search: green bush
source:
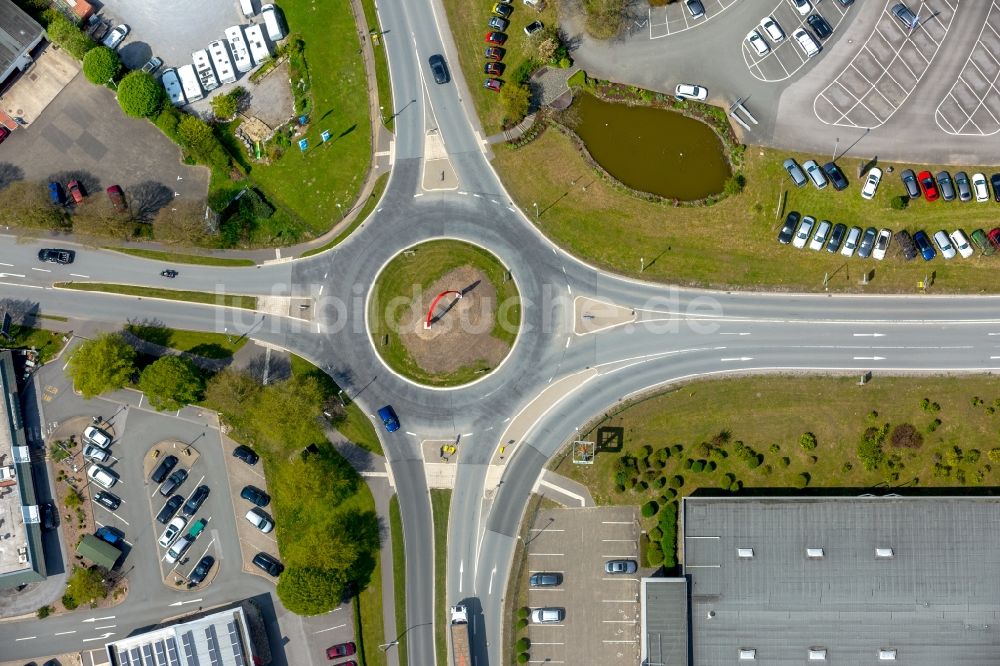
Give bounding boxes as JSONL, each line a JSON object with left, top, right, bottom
{"left": 733, "top": 441, "right": 761, "bottom": 469}
{"left": 117, "top": 71, "right": 164, "bottom": 118}
{"left": 139, "top": 356, "right": 204, "bottom": 411}
{"left": 857, "top": 424, "right": 888, "bottom": 471}
{"left": 516, "top": 638, "right": 531, "bottom": 652}
{"left": 516, "top": 618, "right": 528, "bottom": 630}
{"left": 927, "top": 418, "right": 942, "bottom": 433}
{"left": 769, "top": 443, "right": 780, "bottom": 453}
{"left": 779, "top": 456, "right": 791, "bottom": 467}
{"left": 799, "top": 432, "right": 817, "bottom": 451}
{"left": 729, "top": 480, "right": 742, "bottom": 492}
{"left": 659, "top": 502, "right": 678, "bottom": 568}
{"left": 646, "top": 541, "right": 664, "bottom": 566}
{"left": 67, "top": 332, "right": 136, "bottom": 398}
{"left": 668, "top": 475, "right": 684, "bottom": 489}
{"left": 517, "top": 653, "right": 530, "bottom": 664}
{"left": 517, "top": 606, "right": 529, "bottom": 620}
{"left": 153, "top": 105, "right": 183, "bottom": 141}
{"left": 82, "top": 46, "right": 121, "bottom": 85}
{"left": 794, "top": 473, "right": 810, "bottom": 488}
{"left": 42, "top": 10, "right": 96, "bottom": 59}
{"left": 967, "top": 449, "right": 981, "bottom": 463}
{"left": 691, "top": 460, "right": 704, "bottom": 472}
{"left": 653, "top": 476, "right": 667, "bottom": 489}
{"left": 558, "top": 57, "right": 572, "bottom": 68}
{"left": 890, "top": 195, "right": 908, "bottom": 210}
{"left": 641, "top": 500, "right": 659, "bottom": 518}
{"left": 649, "top": 526, "right": 663, "bottom": 541}
{"left": 212, "top": 92, "right": 239, "bottom": 119}
{"left": 655, "top": 447, "right": 671, "bottom": 463}
{"left": 36, "top": 605, "right": 53, "bottom": 619}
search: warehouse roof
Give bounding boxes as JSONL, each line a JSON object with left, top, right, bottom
{"left": 0, "top": 0, "right": 43, "bottom": 77}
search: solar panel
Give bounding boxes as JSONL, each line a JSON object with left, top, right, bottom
{"left": 227, "top": 620, "right": 246, "bottom": 666}
{"left": 155, "top": 639, "right": 167, "bottom": 665}
{"left": 205, "top": 625, "right": 222, "bottom": 666}
{"left": 117, "top": 649, "right": 132, "bottom": 666}
{"left": 142, "top": 643, "right": 154, "bottom": 665}
{"left": 166, "top": 636, "right": 181, "bottom": 666}
{"left": 130, "top": 646, "right": 142, "bottom": 665}
{"left": 181, "top": 631, "right": 199, "bottom": 666}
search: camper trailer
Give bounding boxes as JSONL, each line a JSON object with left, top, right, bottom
{"left": 161, "top": 68, "right": 186, "bottom": 106}
{"left": 176, "top": 65, "right": 203, "bottom": 102}
{"left": 260, "top": 4, "right": 284, "bottom": 41}
{"left": 192, "top": 49, "right": 220, "bottom": 92}
{"left": 208, "top": 40, "right": 237, "bottom": 85}
{"left": 225, "top": 26, "right": 254, "bottom": 72}
{"left": 244, "top": 24, "right": 272, "bottom": 65}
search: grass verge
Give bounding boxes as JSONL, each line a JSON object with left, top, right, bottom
{"left": 368, "top": 240, "right": 521, "bottom": 387}
{"left": 106, "top": 248, "right": 256, "bottom": 267}
{"left": 55, "top": 283, "right": 257, "bottom": 310}
{"left": 431, "top": 489, "right": 451, "bottom": 666}
{"left": 358, "top": 0, "right": 393, "bottom": 133}
{"left": 1, "top": 325, "right": 67, "bottom": 363}
{"left": 354, "top": 484, "right": 387, "bottom": 666}
{"left": 302, "top": 172, "right": 390, "bottom": 258}
{"left": 124, "top": 324, "right": 247, "bottom": 359}
{"left": 493, "top": 120, "right": 1000, "bottom": 293}
{"left": 389, "top": 496, "right": 408, "bottom": 666}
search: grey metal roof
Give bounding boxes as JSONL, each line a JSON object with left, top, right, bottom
{"left": 642, "top": 577, "right": 689, "bottom": 666}
{"left": 0, "top": 0, "right": 43, "bottom": 77}
{"left": 681, "top": 496, "right": 1000, "bottom": 666}
{"left": 107, "top": 607, "right": 253, "bottom": 666}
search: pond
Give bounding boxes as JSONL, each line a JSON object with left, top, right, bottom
{"left": 572, "top": 93, "right": 731, "bottom": 200}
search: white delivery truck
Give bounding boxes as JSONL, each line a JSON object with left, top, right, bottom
{"left": 161, "top": 68, "right": 186, "bottom": 106}
{"left": 244, "top": 24, "right": 272, "bottom": 65}
{"left": 260, "top": 4, "right": 284, "bottom": 42}
{"left": 239, "top": 0, "right": 255, "bottom": 18}
{"left": 225, "top": 26, "right": 254, "bottom": 72}
{"left": 192, "top": 49, "right": 220, "bottom": 92}
{"left": 176, "top": 64, "right": 204, "bottom": 102}
{"left": 209, "top": 40, "right": 237, "bottom": 85}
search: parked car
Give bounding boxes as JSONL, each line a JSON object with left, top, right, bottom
{"left": 67, "top": 179, "right": 85, "bottom": 203}
{"left": 524, "top": 20, "right": 544, "bottom": 35}
{"left": 83, "top": 443, "right": 111, "bottom": 462}
{"left": 378, "top": 405, "right": 400, "bottom": 432}
{"left": 792, "top": 28, "right": 820, "bottom": 57}
{"left": 491, "top": 2, "right": 512, "bottom": 17}
{"left": 933, "top": 230, "right": 957, "bottom": 259}
{"left": 141, "top": 56, "right": 163, "bottom": 75}
{"left": 790, "top": 0, "right": 811, "bottom": 15}
{"left": 746, "top": 29, "right": 770, "bottom": 56}
{"left": 950, "top": 229, "right": 974, "bottom": 258}
{"left": 159, "top": 468, "right": 189, "bottom": 497}
{"left": 245, "top": 508, "right": 274, "bottom": 533}
{"left": 182, "top": 485, "right": 210, "bottom": 517}
{"left": 917, "top": 170, "right": 939, "bottom": 201}
{"left": 807, "top": 13, "right": 832, "bottom": 39}
{"left": 991, "top": 173, "right": 1000, "bottom": 201}
{"left": 913, "top": 230, "right": 936, "bottom": 260}
{"left": 895, "top": 230, "right": 917, "bottom": 261}
{"left": 777, "top": 211, "right": 800, "bottom": 244}
{"left": 151, "top": 455, "right": 178, "bottom": 483}
{"left": 484, "top": 31, "right": 507, "bottom": 45}
{"left": 83, "top": 425, "right": 113, "bottom": 449}
{"left": 106, "top": 185, "right": 127, "bottom": 213}
{"left": 158, "top": 516, "right": 188, "bottom": 548}
{"left": 428, "top": 54, "right": 449, "bottom": 84}
{"left": 484, "top": 46, "right": 504, "bottom": 61}
{"left": 826, "top": 223, "right": 848, "bottom": 253}
{"left": 252, "top": 552, "right": 284, "bottom": 576}
{"left": 861, "top": 167, "right": 882, "bottom": 200}
{"left": 891, "top": 2, "right": 918, "bottom": 29}
{"left": 94, "top": 490, "right": 121, "bottom": 511}
{"left": 841, "top": 226, "right": 863, "bottom": 257}
{"left": 48, "top": 182, "right": 64, "bottom": 205}
{"left": 783, "top": 159, "right": 807, "bottom": 188}
{"left": 484, "top": 78, "right": 502, "bottom": 92}
{"left": 530, "top": 608, "right": 565, "bottom": 623}
{"left": 792, "top": 215, "right": 816, "bottom": 249}
{"left": 989, "top": 228, "right": 1000, "bottom": 251}
{"left": 760, "top": 16, "right": 784, "bottom": 42}
{"left": 808, "top": 220, "right": 831, "bottom": 250}
{"left": 87, "top": 464, "right": 118, "bottom": 489}
{"left": 95, "top": 525, "right": 124, "bottom": 546}
{"left": 803, "top": 160, "right": 827, "bottom": 189}
{"left": 41, "top": 501, "right": 57, "bottom": 530}
{"left": 971, "top": 228, "right": 995, "bottom": 255}
{"left": 529, "top": 572, "right": 563, "bottom": 587}
{"left": 604, "top": 559, "right": 638, "bottom": 574}
{"left": 900, "top": 169, "right": 920, "bottom": 199}
{"left": 102, "top": 24, "right": 129, "bottom": 49}
{"left": 685, "top": 0, "right": 705, "bottom": 18}
{"left": 675, "top": 84, "right": 707, "bottom": 101}
{"left": 240, "top": 485, "right": 270, "bottom": 507}
{"left": 488, "top": 15, "right": 509, "bottom": 31}
{"left": 823, "top": 162, "right": 848, "bottom": 190}
{"left": 37, "top": 248, "right": 74, "bottom": 264}
{"left": 954, "top": 171, "right": 972, "bottom": 202}
{"left": 165, "top": 535, "right": 193, "bottom": 564}
{"left": 484, "top": 62, "right": 504, "bottom": 76}
{"left": 857, "top": 227, "right": 878, "bottom": 258}
{"left": 188, "top": 555, "right": 215, "bottom": 586}
{"left": 935, "top": 171, "right": 956, "bottom": 201}
{"left": 872, "top": 229, "right": 892, "bottom": 260}
{"left": 233, "top": 445, "right": 258, "bottom": 465}
{"left": 972, "top": 173, "right": 990, "bottom": 202}
{"left": 157, "top": 495, "right": 184, "bottom": 524}
{"left": 326, "top": 642, "right": 357, "bottom": 659}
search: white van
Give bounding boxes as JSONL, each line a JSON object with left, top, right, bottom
{"left": 160, "top": 68, "right": 186, "bottom": 106}
{"left": 208, "top": 40, "right": 237, "bottom": 85}
{"left": 177, "top": 64, "right": 204, "bottom": 102}
{"left": 260, "top": 4, "right": 284, "bottom": 42}
{"left": 793, "top": 28, "right": 820, "bottom": 58}
{"left": 244, "top": 24, "right": 272, "bottom": 64}
{"left": 87, "top": 464, "right": 117, "bottom": 489}
{"left": 225, "top": 26, "right": 254, "bottom": 72}
{"left": 239, "top": 0, "right": 255, "bottom": 18}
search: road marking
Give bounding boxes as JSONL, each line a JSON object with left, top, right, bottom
{"left": 82, "top": 633, "right": 114, "bottom": 642}
{"left": 31, "top": 267, "right": 51, "bottom": 272}
{"left": 602, "top": 521, "right": 631, "bottom": 524}
{"left": 168, "top": 597, "right": 203, "bottom": 607}
{"left": 602, "top": 620, "right": 635, "bottom": 623}
{"left": 719, "top": 332, "right": 750, "bottom": 336}
{"left": 0, "top": 272, "right": 25, "bottom": 278}
{"left": 82, "top": 616, "right": 115, "bottom": 623}
{"left": 459, "top": 560, "right": 463, "bottom": 594}
{"left": 0, "top": 280, "right": 41, "bottom": 289}
{"left": 720, "top": 357, "right": 753, "bottom": 362}
{"left": 318, "top": 285, "right": 324, "bottom": 295}
{"left": 405, "top": 430, "right": 417, "bottom": 436}
{"left": 565, "top": 337, "right": 570, "bottom": 349}
{"left": 989, "top": 356, "right": 1000, "bottom": 359}
{"left": 853, "top": 356, "right": 886, "bottom": 360}
{"left": 601, "top": 599, "right": 639, "bottom": 603}
{"left": 0, "top": 262, "right": 11, "bottom": 266}
{"left": 54, "top": 630, "right": 77, "bottom": 635}
{"left": 70, "top": 273, "right": 90, "bottom": 278}
{"left": 313, "top": 623, "right": 347, "bottom": 634}
{"left": 15, "top": 636, "right": 36, "bottom": 641}
{"left": 528, "top": 552, "right": 564, "bottom": 556}
{"left": 853, "top": 333, "right": 885, "bottom": 337}
{"left": 488, "top": 566, "right": 496, "bottom": 594}
{"left": 94, "top": 624, "right": 116, "bottom": 630}
{"left": 566, "top": 284, "right": 572, "bottom": 294}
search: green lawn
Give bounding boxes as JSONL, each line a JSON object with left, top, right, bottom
{"left": 55, "top": 283, "right": 257, "bottom": 309}
{"left": 494, "top": 121, "right": 1000, "bottom": 293}
{"left": 354, "top": 482, "right": 387, "bottom": 666}
{"left": 441, "top": 0, "right": 561, "bottom": 134}
{"left": 552, "top": 375, "right": 1000, "bottom": 546}
{"left": 389, "top": 496, "right": 408, "bottom": 666}
{"left": 302, "top": 172, "right": 389, "bottom": 258}
{"left": 1, "top": 325, "right": 67, "bottom": 363}
{"left": 124, "top": 324, "right": 247, "bottom": 359}
{"left": 368, "top": 240, "right": 521, "bottom": 386}
{"left": 431, "top": 490, "right": 450, "bottom": 666}
{"left": 248, "top": 0, "right": 372, "bottom": 237}
{"left": 107, "top": 248, "right": 255, "bottom": 267}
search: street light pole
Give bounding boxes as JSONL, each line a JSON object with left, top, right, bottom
{"left": 533, "top": 202, "right": 538, "bottom": 220}
{"left": 832, "top": 137, "right": 840, "bottom": 162}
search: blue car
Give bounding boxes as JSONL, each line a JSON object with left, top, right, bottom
{"left": 48, "top": 182, "right": 64, "bottom": 205}
{"left": 913, "top": 231, "right": 936, "bottom": 261}
{"left": 378, "top": 406, "right": 400, "bottom": 432}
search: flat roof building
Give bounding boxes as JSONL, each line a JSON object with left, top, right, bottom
{"left": 641, "top": 496, "right": 1000, "bottom": 665}
{"left": 0, "top": 0, "right": 45, "bottom": 88}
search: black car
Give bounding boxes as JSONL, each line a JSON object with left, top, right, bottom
{"left": 428, "top": 54, "right": 449, "bottom": 84}
{"left": 826, "top": 223, "right": 848, "bottom": 253}
{"left": 156, "top": 495, "right": 184, "bottom": 524}
{"left": 685, "top": 0, "right": 704, "bottom": 18}
{"left": 900, "top": 169, "right": 921, "bottom": 199}
{"left": 891, "top": 2, "right": 918, "bottom": 29}
{"left": 41, "top": 501, "right": 57, "bottom": 530}
{"left": 895, "top": 230, "right": 917, "bottom": 261}
{"left": 935, "top": 170, "right": 956, "bottom": 201}
{"left": 233, "top": 445, "right": 259, "bottom": 466}
{"left": 857, "top": 227, "right": 878, "bottom": 258}
{"left": 94, "top": 490, "right": 121, "bottom": 511}
{"left": 37, "top": 249, "right": 75, "bottom": 264}
{"left": 777, "top": 211, "right": 800, "bottom": 245}
{"left": 188, "top": 555, "right": 215, "bottom": 586}
{"left": 529, "top": 572, "right": 563, "bottom": 587}
{"left": 807, "top": 14, "right": 832, "bottom": 39}
{"left": 252, "top": 552, "right": 284, "bottom": 577}
{"left": 991, "top": 173, "right": 1000, "bottom": 201}
{"left": 182, "top": 485, "right": 210, "bottom": 517}
{"left": 822, "top": 161, "right": 848, "bottom": 190}
{"left": 159, "top": 468, "right": 189, "bottom": 497}
{"left": 240, "top": 485, "right": 270, "bottom": 507}
{"left": 150, "top": 455, "right": 178, "bottom": 483}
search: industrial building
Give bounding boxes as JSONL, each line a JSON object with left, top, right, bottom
{"left": 0, "top": 0, "right": 45, "bottom": 90}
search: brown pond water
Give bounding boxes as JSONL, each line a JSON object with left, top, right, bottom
{"left": 572, "top": 93, "right": 731, "bottom": 200}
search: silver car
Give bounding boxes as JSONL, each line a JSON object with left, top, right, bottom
{"left": 783, "top": 159, "right": 807, "bottom": 188}
{"left": 530, "top": 607, "right": 565, "bottom": 623}
{"left": 803, "top": 160, "right": 828, "bottom": 189}
{"left": 841, "top": 226, "right": 862, "bottom": 257}
{"left": 604, "top": 559, "right": 638, "bottom": 574}
{"left": 933, "top": 230, "right": 957, "bottom": 259}
{"left": 792, "top": 215, "right": 816, "bottom": 249}
{"left": 808, "top": 220, "right": 831, "bottom": 250}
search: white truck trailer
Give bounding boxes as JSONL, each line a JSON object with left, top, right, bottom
{"left": 449, "top": 605, "right": 471, "bottom": 666}
{"left": 160, "top": 68, "right": 186, "bottom": 106}
{"left": 244, "top": 24, "right": 272, "bottom": 65}
{"left": 192, "top": 49, "right": 220, "bottom": 92}
{"left": 176, "top": 64, "right": 203, "bottom": 102}
{"left": 225, "top": 26, "right": 254, "bottom": 72}
{"left": 208, "top": 40, "right": 237, "bottom": 85}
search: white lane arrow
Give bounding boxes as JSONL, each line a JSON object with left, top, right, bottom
{"left": 168, "top": 597, "right": 203, "bottom": 607}
{"left": 853, "top": 333, "right": 885, "bottom": 337}
{"left": 82, "top": 632, "right": 115, "bottom": 642}
{"left": 853, "top": 356, "right": 886, "bottom": 360}
{"left": 0, "top": 272, "right": 26, "bottom": 278}
{"left": 82, "top": 616, "right": 115, "bottom": 623}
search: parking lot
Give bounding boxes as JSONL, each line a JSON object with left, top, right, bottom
{"left": 934, "top": 0, "right": 1000, "bottom": 135}
{"left": 218, "top": 435, "right": 281, "bottom": 578}
{"left": 646, "top": 0, "right": 739, "bottom": 39}
{"left": 524, "top": 506, "right": 642, "bottom": 665}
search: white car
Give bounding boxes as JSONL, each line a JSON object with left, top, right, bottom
{"left": 861, "top": 167, "right": 882, "bottom": 199}
{"left": 841, "top": 226, "right": 862, "bottom": 257}
{"left": 165, "top": 535, "right": 193, "bottom": 564}
{"left": 102, "top": 24, "right": 129, "bottom": 49}
{"left": 87, "top": 464, "right": 117, "bottom": 489}
{"left": 808, "top": 220, "right": 831, "bottom": 250}
{"left": 872, "top": 229, "right": 892, "bottom": 260}
{"left": 530, "top": 608, "right": 565, "bottom": 624}
{"left": 972, "top": 173, "right": 990, "bottom": 202}
{"left": 793, "top": 28, "right": 820, "bottom": 58}
{"left": 792, "top": 215, "right": 816, "bottom": 249}
{"left": 759, "top": 16, "right": 784, "bottom": 43}
{"left": 790, "top": 0, "right": 811, "bottom": 15}
{"left": 933, "top": 230, "right": 957, "bottom": 259}
{"left": 950, "top": 229, "right": 974, "bottom": 258}
{"left": 83, "top": 444, "right": 110, "bottom": 463}
{"left": 83, "top": 425, "right": 113, "bottom": 449}
{"left": 746, "top": 29, "right": 770, "bottom": 56}
{"left": 245, "top": 508, "right": 274, "bottom": 533}
{"left": 158, "top": 516, "right": 188, "bottom": 548}
{"left": 675, "top": 84, "right": 707, "bottom": 101}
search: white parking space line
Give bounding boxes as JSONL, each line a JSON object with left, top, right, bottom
{"left": 602, "top": 620, "right": 635, "bottom": 623}
{"left": 743, "top": 0, "right": 853, "bottom": 82}
{"left": 602, "top": 599, "right": 640, "bottom": 603}
{"left": 528, "top": 552, "right": 564, "bottom": 556}
{"left": 935, "top": 0, "right": 1000, "bottom": 135}
{"left": 31, "top": 267, "right": 50, "bottom": 272}
{"left": 313, "top": 623, "right": 347, "bottom": 634}
{"left": 601, "top": 539, "right": 634, "bottom": 542}
{"left": 601, "top": 521, "right": 632, "bottom": 525}
{"left": 531, "top": 641, "right": 565, "bottom": 645}
{"left": 648, "top": 0, "right": 741, "bottom": 39}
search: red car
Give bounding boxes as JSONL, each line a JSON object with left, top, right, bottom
{"left": 988, "top": 227, "right": 1000, "bottom": 251}
{"left": 484, "top": 46, "right": 504, "bottom": 61}
{"left": 485, "top": 31, "right": 507, "bottom": 45}
{"left": 0, "top": 126, "right": 9, "bottom": 144}
{"left": 326, "top": 642, "right": 356, "bottom": 660}
{"left": 67, "top": 179, "right": 85, "bottom": 204}
{"left": 484, "top": 62, "right": 503, "bottom": 76}
{"left": 484, "top": 78, "right": 502, "bottom": 92}
{"left": 917, "top": 170, "right": 939, "bottom": 202}
{"left": 106, "top": 185, "right": 127, "bottom": 213}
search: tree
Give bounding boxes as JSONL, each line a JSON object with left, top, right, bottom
{"left": 41, "top": 10, "right": 96, "bottom": 59}
{"left": 82, "top": 46, "right": 120, "bottom": 85}
{"left": 139, "top": 356, "right": 204, "bottom": 411}
{"left": 537, "top": 37, "right": 558, "bottom": 62}
{"left": 152, "top": 199, "right": 214, "bottom": 245}
{"left": 0, "top": 182, "right": 68, "bottom": 230}
{"left": 211, "top": 92, "right": 239, "bottom": 119}
{"left": 178, "top": 114, "right": 217, "bottom": 159}
{"left": 67, "top": 332, "right": 136, "bottom": 398}
{"left": 499, "top": 82, "right": 531, "bottom": 123}
{"left": 205, "top": 369, "right": 262, "bottom": 435}
{"left": 71, "top": 198, "right": 134, "bottom": 239}
{"left": 250, "top": 377, "right": 326, "bottom": 455}
{"left": 276, "top": 566, "right": 348, "bottom": 615}
{"left": 117, "top": 71, "right": 164, "bottom": 118}
{"left": 799, "top": 432, "right": 817, "bottom": 451}
{"left": 62, "top": 566, "right": 107, "bottom": 609}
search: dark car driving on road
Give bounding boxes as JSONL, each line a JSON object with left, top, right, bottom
{"left": 428, "top": 54, "right": 449, "bottom": 84}
{"left": 37, "top": 249, "right": 75, "bottom": 264}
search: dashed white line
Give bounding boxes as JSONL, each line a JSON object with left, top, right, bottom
{"left": 70, "top": 273, "right": 90, "bottom": 278}
{"left": 31, "top": 267, "right": 51, "bottom": 272}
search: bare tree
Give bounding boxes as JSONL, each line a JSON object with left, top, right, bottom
{"left": 0, "top": 182, "right": 68, "bottom": 230}
{"left": 151, "top": 199, "right": 214, "bottom": 246}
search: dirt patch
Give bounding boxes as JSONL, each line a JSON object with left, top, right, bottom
{"left": 397, "top": 266, "right": 510, "bottom": 374}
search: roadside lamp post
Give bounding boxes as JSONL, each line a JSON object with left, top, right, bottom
{"left": 533, "top": 202, "right": 538, "bottom": 220}
{"left": 832, "top": 137, "right": 840, "bottom": 162}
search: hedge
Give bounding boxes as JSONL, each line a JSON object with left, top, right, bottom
{"left": 659, "top": 502, "right": 678, "bottom": 568}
